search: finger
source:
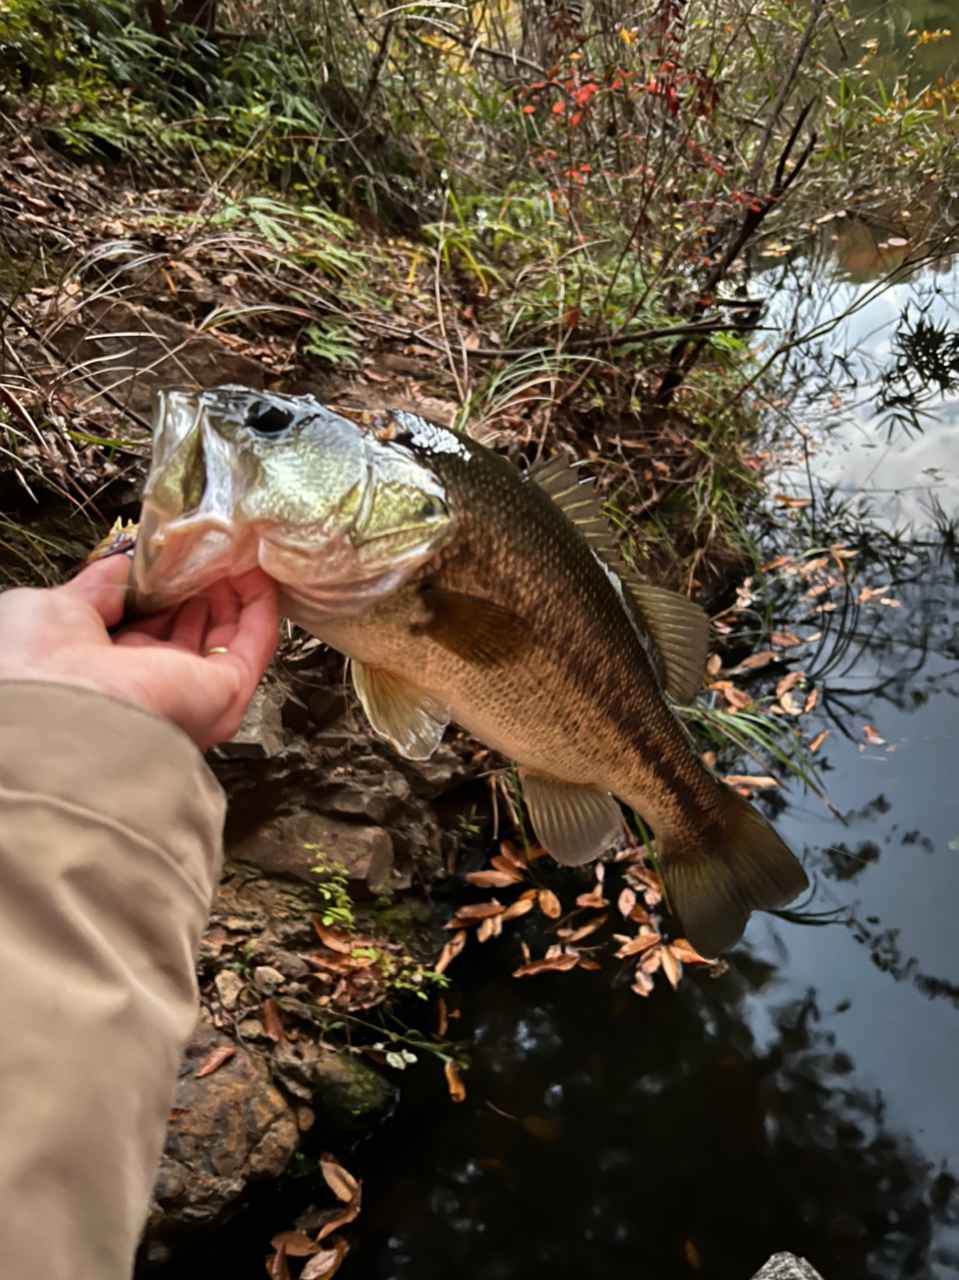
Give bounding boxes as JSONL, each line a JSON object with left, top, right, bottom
{"left": 166, "top": 593, "right": 212, "bottom": 653}
{"left": 59, "top": 555, "right": 132, "bottom": 628}
{"left": 114, "top": 604, "right": 181, "bottom": 644}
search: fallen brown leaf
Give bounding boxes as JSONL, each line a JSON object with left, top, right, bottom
{"left": 660, "top": 946, "right": 681, "bottom": 990}
{"left": 435, "top": 930, "right": 467, "bottom": 974}
{"left": 862, "top": 724, "right": 887, "bottom": 746}
{"left": 614, "top": 930, "right": 662, "bottom": 958}
{"left": 195, "top": 1044, "right": 236, "bottom": 1079}
{"left": 262, "top": 999, "right": 285, "bottom": 1043}
{"left": 775, "top": 671, "right": 804, "bottom": 697}
{"left": 711, "top": 680, "right": 752, "bottom": 711}
{"left": 312, "top": 920, "right": 352, "bottom": 953}
{"left": 761, "top": 555, "right": 791, "bottom": 571}
{"left": 477, "top": 913, "right": 503, "bottom": 943}
{"left": 501, "top": 891, "right": 537, "bottom": 921}
{"left": 466, "top": 869, "right": 523, "bottom": 888}
{"left": 804, "top": 687, "right": 820, "bottom": 714}
{"left": 722, "top": 774, "right": 779, "bottom": 789}
{"left": 301, "top": 1239, "right": 349, "bottom": 1280}
{"left": 558, "top": 914, "right": 607, "bottom": 942}
{"left": 320, "top": 1153, "right": 360, "bottom": 1204}
{"left": 270, "top": 1231, "right": 319, "bottom": 1258}
{"left": 437, "top": 998, "right": 448, "bottom": 1039}
{"left": 538, "top": 889, "right": 562, "bottom": 919}
{"left": 454, "top": 900, "right": 505, "bottom": 921}
{"left": 809, "top": 729, "right": 830, "bottom": 753}
{"left": 266, "top": 1242, "right": 290, "bottom": 1279}
{"left": 445, "top": 1060, "right": 467, "bottom": 1103}
{"left": 617, "top": 888, "right": 637, "bottom": 918}
{"left": 773, "top": 494, "right": 812, "bottom": 508}
{"left": 497, "top": 840, "right": 527, "bottom": 870}
{"left": 669, "top": 939, "right": 712, "bottom": 964}
{"left": 733, "top": 650, "right": 778, "bottom": 671}
{"left": 512, "top": 950, "right": 580, "bottom": 977}
{"left": 575, "top": 891, "right": 608, "bottom": 909}
{"left": 315, "top": 1198, "right": 361, "bottom": 1243}
{"left": 770, "top": 631, "right": 803, "bottom": 648}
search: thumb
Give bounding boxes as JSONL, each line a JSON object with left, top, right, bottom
{"left": 59, "top": 554, "right": 133, "bottom": 628}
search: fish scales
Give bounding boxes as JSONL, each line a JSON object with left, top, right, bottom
{"left": 132, "top": 387, "right": 809, "bottom": 956}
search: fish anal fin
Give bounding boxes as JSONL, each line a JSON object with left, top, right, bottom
{"left": 521, "top": 772, "right": 623, "bottom": 866}
{"left": 351, "top": 661, "right": 449, "bottom": 761}
{"left": 624, "top": 582, "right": 710, "bottom": 704}
{"left": 657, "top": 786, "right": 809, "bottom": 958}
{"left": 418, "top": 588, "right": 533, "bottom": 668}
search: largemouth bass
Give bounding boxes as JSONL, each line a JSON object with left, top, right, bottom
{"left": 132, "top": 386, "right": 808, "bottom": 956}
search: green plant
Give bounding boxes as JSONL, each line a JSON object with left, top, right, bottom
{"left": 307, "top": 846, "right": 355, "bottom": 930}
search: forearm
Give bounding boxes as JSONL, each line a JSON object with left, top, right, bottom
{"left": 0, "top": 682, "right": 225, "bottom": 1280}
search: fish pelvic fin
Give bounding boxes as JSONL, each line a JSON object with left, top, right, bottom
{"left": 521, "top": 771, "right": 624, "bottom": 865}
{"left": 658, "top": 787, "right": 809, "bottom": 959}
{"left": 351, "top": 661, "right": 450, "bottom": 761}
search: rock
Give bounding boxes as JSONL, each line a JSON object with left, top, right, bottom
{"left": 214, "top": 969, "right": 245, "bottom": 1012}
{"left": 231, "top": 810, "right": 394, "bottom": 894}
{"left": 218, "top": 686, "right": 285, "bottom": 759}
{"left": 253, "top": 965, "right": 285, "bottom": 995}
{"left": 751, "top": 1255, "right": 825, "bottom": 1280}
{"left": 142, "top": 1024, "right": 297, "bottom": 1253}
{"left": 271, "top": 1039, "right": 392, "bottom": 1132}
{"left": 398, "top": 743, "right": 465, "bottom": 798}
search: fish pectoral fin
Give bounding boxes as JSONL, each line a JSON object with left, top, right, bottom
{"left": 657, "top": 786, "right": 809, "bottom": 958}
{"left": 623, "top": 582, "right": 710, "bottom": 704}
{"left": 351, "top": 661, "right": 450, "bottom": 761}
{"left": 418, "top": 588, "right": 534, "bottom": 669}
{"left": 521, "top": 772, "right": 623, "bottom": 866}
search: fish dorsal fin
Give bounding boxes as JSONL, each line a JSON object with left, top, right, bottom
{"left": 520, "top": 771, "right": 624, "bottom": 866}
{"left": 351, "top": 662, "right": 449, "bottom": 761}
{"left": 528, "top": 456, "right": 619, "bottom": 566}
{"left": 529, "top": 455, "right": 710, "bottom": 703}
{"left": 621, "top": 580, "right": 710, "bottom": 704}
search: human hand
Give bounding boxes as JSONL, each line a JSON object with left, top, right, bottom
{"left": 0, "top": 556, "right": 279, "bottom": 751}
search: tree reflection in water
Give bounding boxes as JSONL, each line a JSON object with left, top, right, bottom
{"left": 355, "top": 955, "right": 959, "bottom": 1280}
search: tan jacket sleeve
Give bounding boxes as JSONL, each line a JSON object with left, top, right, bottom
{"left": 0, "top": 681, "right": 225, "bottom": 1280}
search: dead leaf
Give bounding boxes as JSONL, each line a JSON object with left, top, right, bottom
{"left": 453, "top": 900, "right": 504, "bottom": 922}
{"left": 631, "top": 970, "right": 655, "bottom": 997}
{"left": 444, "top": 1060, "right": 467, "bottom": 1102}
{"left": 809, "top": 728, "right": 830, "bottom": 753}
{"left": 301, "top": 1239, "right": 349, "bottom": 1279}
{"left": 435, "top": 930, "right": 467, "bottom": 974}
{"left": 618, "top": 888, "right": 637, "bottom": 918}
{"left": 437, "top": 998, "right": 449, "bottom": 1038}
{"left": 770, "top": 631, "right": 803, "bottom": 648}
{"left": 773, "top": 494, "right": 812, "bottom": 508}
{"left": 779, "top": 691, "right": 802, "bottom": 716}
{"left": 477, "top": 913, "right": 503, "bottom": 943}
{"left": 315, "top": 1199, "right": 361, "bottom": 1243}
{"left": 761, "top": 555, "right": 791, "bottom": 571}
{"left": 496, "top": 841, "right": 527, "bottom": 870}
{"left": 501, "top": 890, "right": 537, "bottom": 921}
{"left": 862, "top": 725, "right": 887, "bottom": 746}
{"left": 262, "top": 999, "right": 285, "bottom": 1043}
{"left": 270, "top": 1231, "right": 319, "bottom": 1258}
{"left": 775, "top": 671, "right": 804, "bottom": 697}
{"left": 575, "top": 891, "right": 608, "bottom": 909}
{"left": 266, "top": 1242, "right": 290, "bottom": 1280}
{"left": 669, "top": 939, "right": 712, "bottom": 964}
{"left": 711, "top": 680, "right": 752, "bottom": 711}
{"left": 312, "top": 919, "right": 353, "bottom": 953}
{"left": 466, "top": 869, "right": 523, "bottom": 888}
{"left": 538, "top": 889, "right": 562, "bottom": 919}
{"left": 523, "top": 1115, "right": 561, "bottom": 1141}
{"left": 195, "top": 1044, "right": 236, "bottom": 1078}
{"left": 660, "top": 946, "right": 681, "bottom": 989}
{"left": 706, "top": 653, "right": 722, "bottom": 677}
{"left": 804, "top": 687, "right": 820, "bottom": 713}
{"left": 320, "top": 1153, "right": 360, "bottom": 1204}
{"left": 614, "top": 930, "right": 662, "bottom": 958}
{"left": 734, "top": 650, "right": 778, "bottom": 671}
{"left": 512, "top": 950, "right": 580, "bottom": 977}
{"left": 558, "top": 914, "right": 607, "bottom": 942}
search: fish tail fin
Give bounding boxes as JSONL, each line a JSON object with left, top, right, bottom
{"left": 657, "top": 786, "right": 808, "bottom": 959}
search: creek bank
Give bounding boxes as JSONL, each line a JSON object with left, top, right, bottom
{"left": 136, "top": 650, "right": 478, "bottom": 1268}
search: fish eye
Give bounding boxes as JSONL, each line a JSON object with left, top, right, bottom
{"left": 247, "top": 402, "right": 293, "bottom": 436}
{"left": 419, "top": 496, "right": 444, "bottom": 519}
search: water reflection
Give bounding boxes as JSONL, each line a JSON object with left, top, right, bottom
{"left": 354, "top": 961, "right": 958, "bottom": 1280}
